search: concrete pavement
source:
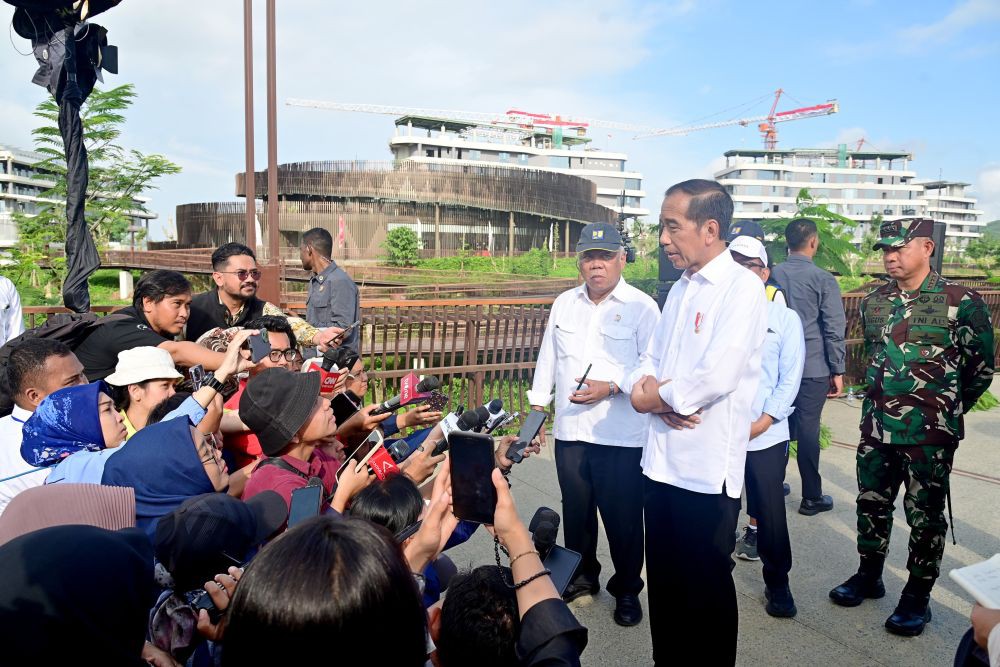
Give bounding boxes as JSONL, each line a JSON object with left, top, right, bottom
{"left": 445, "top": 379, "right": 999, "bottom": 666}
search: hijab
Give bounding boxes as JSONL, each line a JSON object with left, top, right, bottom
{"left": 101, "top": 417, "right": 215, "bottom": 535}
{"left": 20, "top": 381, "right": 112, "bottom": 467}
{"left": 0, "top": 524, "right": 155, "bottom": 666}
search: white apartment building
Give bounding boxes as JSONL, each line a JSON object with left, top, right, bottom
{"left": 0, "top": 144, "right": 156, "bottom": 248}
{"left": 387, "top": 115, "right": 648, "bottom": 218}
{"left": 714, "top": 147, "right": 984, "bottom": 248}
{"left": 919, "top": 180, "right": 984, "bottom": 251}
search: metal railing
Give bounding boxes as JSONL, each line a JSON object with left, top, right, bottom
{"left": 22, "top": 291, "right": 999, "bottom": 411}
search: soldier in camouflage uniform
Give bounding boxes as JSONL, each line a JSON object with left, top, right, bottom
{"left": 829, "top": 218, "right": 995, "bottom": 637}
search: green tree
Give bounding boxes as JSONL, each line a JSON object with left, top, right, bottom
{"left": 382, "top": 226, "right": 420, "bottom": 266}
{"left": 760, "top": 188, "right": 860, "bottom": 275}
{"left": 12, "top": 84, "right": 180, "bottom": 294}
{"left": 967, "top": 237, "right": 1000, "bottom": 276}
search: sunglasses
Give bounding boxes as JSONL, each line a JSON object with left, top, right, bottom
{"left": 219, "top": 269, "right": 262, "bottom": 281}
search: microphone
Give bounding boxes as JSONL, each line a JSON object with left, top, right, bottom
{"left": 529, "top": 507, "right": 560, "bottom": 560}
{"left": 433, "top": 407, "right": 491, "bottom": 455}
{"left": 320, "top": 347, "right": 340, "bottom": 371}
{"left": 371, "top": 375, "right": 441, "bottom": 415}
{"left": 483, "top": 399, "right": 518, "bottom": 434}
{"left": 365, "top": 446, "right": 399, "bottom": 481}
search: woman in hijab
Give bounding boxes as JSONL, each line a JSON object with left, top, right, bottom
{"left": 20, "top": 381, "right": 127, "bottom": 476}
{"left": 102, "top": 416, "right": 230, "bottom": 535}
{"left": 0, "top": 524, "right": 156, "bottom": 666}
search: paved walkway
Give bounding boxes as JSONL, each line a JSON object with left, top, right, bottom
{"left": 446, "top": 378, "right": 999, "bottom": 666}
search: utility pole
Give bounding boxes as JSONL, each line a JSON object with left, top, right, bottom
{"left": 242, "top": 0, "right": 256, "bottom": 252}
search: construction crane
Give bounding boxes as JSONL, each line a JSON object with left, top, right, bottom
{"left": 287, "top": 89, "right": 838, "bottom": 149}
{"left": 286, "top": 98, "right": 663, "bottom": 137}
{"left": 632, "top": 89, "right": 838, "bottom": 148}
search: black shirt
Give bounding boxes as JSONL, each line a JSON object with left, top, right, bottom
{"left": 186, "top": 289, "right": 266, "bottom": 342}
{"left": 75, "top": 306, "right": 169, "bottom": 381}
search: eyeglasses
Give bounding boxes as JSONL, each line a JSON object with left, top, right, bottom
{"left": 268, "top": 348, "right": 301, "bottom": 363}
{"left": 218, "top": 269, "right": 262, "bottom": 281}
{"left": 736, "top": 260, "right": 766, "bottom": 271}
{"left": 347, "top": 369, "right": 368, "bottom": 381}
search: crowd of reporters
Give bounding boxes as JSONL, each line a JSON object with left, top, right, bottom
{"left": 0, "top": 235, "right": 584, "bottom": 666}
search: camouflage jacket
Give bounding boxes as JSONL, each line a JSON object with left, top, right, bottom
{"left": 860, "top": 271, "right": 995, "bottom": 445}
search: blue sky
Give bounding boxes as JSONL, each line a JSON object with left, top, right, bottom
{"left": 2, "top": 0, "right": 998, "bottom": 240}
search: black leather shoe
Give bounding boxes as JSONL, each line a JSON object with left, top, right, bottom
{"left": 829, "top": 573, "right": 886, "bottom": 607}
{"left": 613, "top": 595, "right": 643, "bottom": 626}
{"left": 562, "top": 580, "right": 599, "bottom": 603}
{"left": 765, "top": 586, "right": 798, "bottom": 618}
{"left": 885, "top": 593, "right": 932, "bottom": 637}
{"left": 783, "top": 482, "right": 790, "bottom": 497}
{"left": 799, "top": 495, "right": 834, "bottom": 516}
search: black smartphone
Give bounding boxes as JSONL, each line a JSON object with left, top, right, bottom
{"left": 333, "top": 320, "right": 361, "bottom": 344}
{"left": 544, "top": 545, "right": 583, "bottom": 596}
{"left": 505, "top": 410, "right": 547, "bottom": 464}
{"left": 449, "top": 431, "right": 497, "bottom": 524}
{"left": 330, "top": 390, "right": 362, "bottom": 425}
{"left": 287, "top": 483, "right": 324, "bottom": 528}
{"left": 248, "top": 331, "right": 271, "bottom": 364}
{"left": 335, "top": 429, "right": 383, "bottom": 480}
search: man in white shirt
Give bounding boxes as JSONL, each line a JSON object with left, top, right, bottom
{"left": 527, "top": 222, "right": 659, "bottom": 627}
{"left": 627, "top": 180, "right": 767, "bottom": 665}
{"left": 729, "top": 236, "right": 805, "bottom": 618}
{"left": 0, "top": 276, "right": 24, "bottom": 347}
{"left": 0, "top": 338, "right": 88, "bottom": 514}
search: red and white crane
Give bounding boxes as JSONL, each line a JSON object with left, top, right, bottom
{"left": 286, "top": 89, "right": 838, "bottom": 149}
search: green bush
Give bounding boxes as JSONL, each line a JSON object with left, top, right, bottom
{"left": 382, "top": 227, "right": 420, "bottom": 267}
{"left": 512, "top": 248, "right": 553, "bottom": 276}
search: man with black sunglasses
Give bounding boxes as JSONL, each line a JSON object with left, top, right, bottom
{"left": 186, "top": 243, "right": 341, "bottom": 349}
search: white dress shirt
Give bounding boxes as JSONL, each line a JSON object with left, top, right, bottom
{"left": 624, "top": 249, "right": 767, "bottom": 498}
{"left": 0, "top": 405, "right": 47, "bottom": 515}
{"left": 749, "top": 300, "right": 805, "bottom": 452}
{"left": 527, "top": 278, "right": 659, "bottom": 448}
{"left": 0, "top": 276, "right": 24, "bottom": 347}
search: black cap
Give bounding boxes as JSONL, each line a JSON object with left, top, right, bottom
{"left": 239, "top": 367, "right": 321, "bottom": 455}
{"left": 726, "top": 220, "right": 765, "bottom": 243}
{"left": 576, "top": 222, "right": 623, "bottom": 253}
{"left": 154, "top": 491, "right": 287, "bottom": 592}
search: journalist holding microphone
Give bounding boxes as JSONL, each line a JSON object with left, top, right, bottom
{"left": 527, "top": 222, "right": 658, "bottom": 627}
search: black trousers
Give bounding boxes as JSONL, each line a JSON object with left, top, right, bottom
{"left": 745, "top": 442, "right": 793, "bottom": 589}
{"left": 645, "top": 478, "right": 741, "bottom": 666}
{"left": 554, "top": 439, "right": 644, "bottom": 597}
{"left": 789, "top": 376, "right": 829, "bottom": 499}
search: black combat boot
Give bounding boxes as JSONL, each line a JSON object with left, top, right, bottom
{"left": 885, "top": 578, "right": 933, "bottom": 637}
{"left": 829, "top": 555, "right": 886, "bottom": 607}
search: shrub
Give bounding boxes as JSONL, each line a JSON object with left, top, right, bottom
{"left": 382, "top": 228, "right": 420, "bottom": 267}
{"left": 512, "top": 248, "right": 553, "bottom": 276}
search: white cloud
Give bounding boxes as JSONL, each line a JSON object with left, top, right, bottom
{"left": 975, "top": 165, "right": 1000, "bottom": 222}
{"left": 897, "top": 0, "right": 1000, "bottom": 46}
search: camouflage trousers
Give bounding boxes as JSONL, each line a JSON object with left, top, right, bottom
{"left": 855, "top": 439, "right": 955, "bottom": 581}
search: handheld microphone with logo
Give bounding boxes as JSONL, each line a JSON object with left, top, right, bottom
{"left": 483, "top": 399, "right": 519, "bottom": 434}
{"left": 370, "top": 374, "right": 441, "bottom": 415}
{"left": 318, "top": 348, "right": 342, "bottom": 394}
{"left": 433, "top": 407, "right": 490, "bottom": 456}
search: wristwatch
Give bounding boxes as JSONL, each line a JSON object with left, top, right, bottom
{"left": 204, "top": 376, "right": 225, "bottom": 393}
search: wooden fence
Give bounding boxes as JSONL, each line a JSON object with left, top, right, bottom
{"left": 22, "top": 290, "right": 1000, "bottom": 414}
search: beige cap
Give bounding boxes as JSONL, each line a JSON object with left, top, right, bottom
{"left": 104, "top": 346, "right": 184, "bottom": 386}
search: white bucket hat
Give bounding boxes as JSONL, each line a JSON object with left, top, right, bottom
{"left": 104, "top": 346, "right": 184, "bottom": 386}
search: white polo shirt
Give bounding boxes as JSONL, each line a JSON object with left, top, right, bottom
{"left": 527, "top": 278, "right": 659, "bottom": 448}
{"left": 0, "top": 405, "right": 47, "bottom": 515}
{"left": 623, "top": 249, "right": 767, "bottom": 498}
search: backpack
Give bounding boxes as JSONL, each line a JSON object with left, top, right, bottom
{"left": 0, "top": 311, "right": 129, "bottom": 417}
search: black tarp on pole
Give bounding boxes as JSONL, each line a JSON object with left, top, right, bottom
{"left": 57, "top": 25, "right": 100, "bottom": 313}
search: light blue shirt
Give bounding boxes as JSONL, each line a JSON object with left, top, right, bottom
{"left": 47, "top": 396, "right": 208, "bottom": 485}
{"left": 749, "top": 300, "right": 805, "bottom": 452}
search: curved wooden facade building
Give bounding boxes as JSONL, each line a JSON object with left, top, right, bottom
{"left": 175, "top": 160, "right": 617, "bottom": 257}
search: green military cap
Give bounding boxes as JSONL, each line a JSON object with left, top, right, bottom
{"left": 873, "top": 218, "right": 935, "bottom": 250}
